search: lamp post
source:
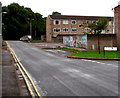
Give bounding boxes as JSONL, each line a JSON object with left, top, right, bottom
{"left": 2, "top": 12, "right": 7, "bottom": 40}
{"left": 0, "top": 2, "right": 2, "bottom": 37}
{"left": 0, "top": 2, "right": 2, "bottom": 98}
{"left": 28, "top": 18, "right": 34, "bottom": 40}
{"left": 30, "top": 21, "right": 32, "bottom": 40}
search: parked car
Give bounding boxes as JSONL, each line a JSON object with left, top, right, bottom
{"left": 20, "top": 35, "right": 31, "bottom": 42}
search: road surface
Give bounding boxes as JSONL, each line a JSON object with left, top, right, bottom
{"left": 8, "top": 41, "right": 118, "bottom": 96}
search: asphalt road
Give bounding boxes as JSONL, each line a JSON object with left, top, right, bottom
{"left": 8, "top": 41, "right": 118, "bottom": 96}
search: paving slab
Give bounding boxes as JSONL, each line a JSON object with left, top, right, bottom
{"left": 0, "top": 36, "right": 2, "bottom": 98}
{"left": 2, "top": 42, "right": 20, "bottom": 97}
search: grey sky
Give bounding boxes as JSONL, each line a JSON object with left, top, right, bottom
{"left": 1, "top": 0, "right": 120, "bottom": 17}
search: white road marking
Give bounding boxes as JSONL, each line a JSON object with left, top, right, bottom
{"left": 53, "top": 75, "right": 79, "bottom": 96}
{"left": 81, "top": 59, "right": 118, "bottom": 67}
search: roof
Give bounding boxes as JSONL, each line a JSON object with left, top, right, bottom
{"left": 49, "top": 15, "right": 113, "bottom": 21}
{"left": 114, "top": 5, "right": 120, "bottom": 9}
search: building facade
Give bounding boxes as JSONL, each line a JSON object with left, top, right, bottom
{"left": 114, "top": 4, "right": 120, "bottom": 51}
{"left": 46, "top": 15, "right": 116, "bottom": 50}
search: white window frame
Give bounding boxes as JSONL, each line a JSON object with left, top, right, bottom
{"left": 109, "top": 21, "right": 113, "bottom": 26}
{"left": 101, "top": 30, "right": 106, "bottom": 33}
{"left": 71, "top": 20, "right": 77, "bottom": 24}
{"left": 71, "top": 28, "right": 77, "bottom": 32}
{"left": 63, "top": 20, "right": 69, "bottom": 24}
{"left": 109, "top": 28, "right": 113, "bottom": 33}
{"left": 53, "top": 28, "right": 61, "bottom": 32}
{"left": 63, "top": 28, "right": 69, "bottom": 32}
{"left": 53, "top": 20, "right": 61, "bottom": 25}
{"left": 86, "top": 20, "right": 89, "bottom": 24}
{"left": 84, "top": 28, "right": 91, "bottom": 32}
{"left": 79, "top": 24, "right": 83, "bottom": 28}
{"left": 92, "top": 20, "right": 98, "bottom": 25}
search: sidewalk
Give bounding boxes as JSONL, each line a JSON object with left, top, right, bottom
{"left": 2, "top": 42, "right": 20, "bottom": 97}
{"left": 0, "top": 36, "right": 2, "bottom": 97}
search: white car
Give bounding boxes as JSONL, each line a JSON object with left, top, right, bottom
{"left": 20, "top": 35, "right": 31, "bottom": 41}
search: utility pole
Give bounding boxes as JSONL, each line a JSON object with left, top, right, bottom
{"left": 0, "top": 2, "right": 2, "bottom": 97}
{"left": 30, "top": 22, "right": 32, "bottom": 40}
{"left": 28, "top": 18, "right": 34, "bottom": 40}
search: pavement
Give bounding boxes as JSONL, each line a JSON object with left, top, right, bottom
{"left": 29, "top": 42, "right": 65, "bottom": 48}
{"left": 0, "top": 36, "right": 2, "bottom": 97}
{"left": 2, "top": 41, "right": 20, "bottom": 97}
{"left": 8, "top": 41, "right": 119, "bottom": 96}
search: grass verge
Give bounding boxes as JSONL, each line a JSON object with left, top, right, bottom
{"left": 43, "top": 47, "right": 80, "bottom": 53}
{"left": 70, "top": 51, "right": 120, "bottom": 59}
{"left": 30, "top": 40, "right": 46, "bottom": 43}
{"left": 44, "top": 47, "right": 120, "bottom": 59}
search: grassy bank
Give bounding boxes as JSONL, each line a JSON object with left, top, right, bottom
{"left": 30, "top": 40, "right": 46, "bottom": 43}
{"left": 43, "top": 47, "right": 80, "bottom": 53}
{"left": 44, "top": 46, "right": 120, "bottom": 59}
{"left": 70, "top": 51, "right": 120, "bottom": 59}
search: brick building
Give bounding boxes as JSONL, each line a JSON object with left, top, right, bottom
{"left": 114, "top": 4, "right": 120, "bottom": 51}
{"left": 46, "top": 15, "right": 116, "bottom": 50}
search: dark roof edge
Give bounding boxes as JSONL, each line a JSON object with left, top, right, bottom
{"left": 114, "top": 5, "right": 120, "bottom": 9}
{"left": 49, "top": 15, "right": 113, "bottom": 19}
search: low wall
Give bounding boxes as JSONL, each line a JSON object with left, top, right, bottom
{"left": 50, "top": 34, "right": 117, "bottom": 51}
{"left": 87, "top": 34, "right": 117, "bottom": 51}
{"left": 52, "top": 35, "right": 63, "bottom": 43}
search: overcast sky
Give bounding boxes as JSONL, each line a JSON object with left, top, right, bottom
{"left": 1, "top": 0, "right": 120, "bottom": 17}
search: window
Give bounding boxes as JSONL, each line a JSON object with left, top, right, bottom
{"left": 63, "top": 28, "right": 69, "bottom": 32}
{"left": 101, "top": 30, "right": 106, "bottom": 33}
{"left": 79, "top": 24, "right": 83, "bottom": 28}
{"left": 63, "top": 20, "right": 68, "bottom": 24}
{"left": 92, "top": 20, "right": 98, "bottom": 24}
{"left": 109, "top": 21, "right": 113, "bottom": 26}
{"left": 84, "top": 28, "right": 91, "bottom": 32}
{"left": 72, "top": 28, "right": 77, "bottom": 32}
{"left": 71, "top": 20, "right": 77, "bottom": 24}
{"left": 53, "top": 28, "right": 61, "bottom": 32}
{"left": 86, "top": 20, "right": 89, "bottom": 24}
{"left": 54, "top": 20, "right": 60, "bottom": 25}
{"left": 109, "top": 28, "right": 113, "bottom": 33}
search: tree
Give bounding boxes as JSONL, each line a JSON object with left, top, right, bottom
{"left": 88, "top": 18, "right": 108, "bottom": 53}
{"left": 2, "top": 3, "right": 46, "bottom": 40}
{"left": 52, "top": 11, "right": 61, "bottom": 15}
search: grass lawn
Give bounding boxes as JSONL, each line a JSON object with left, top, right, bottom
{"left": 70, "top": 51, "right": 120, "bottom": 59}
{"left": 43, "top": 47, "right": 80, "bottom": 53}
{"left": 43, "top": 46, "right": 120, "bottom": 59}
{"left": 30, "top": 40, "right": 46, "bottom": 43}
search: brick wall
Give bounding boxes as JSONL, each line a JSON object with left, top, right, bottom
{"left": 46, "top": 16, "right": 52, "bottom": 42}
{"left": 114, "top": 5, "right": 120, "bottom": 51}
{"left": 46, "top": 15, "right": 114, "bottom": 42}
{"left": 46, "top": 15, "right": 116, "bottom": 51}
{"left": 87, "top": 34, "right": 116, "bottom": 51}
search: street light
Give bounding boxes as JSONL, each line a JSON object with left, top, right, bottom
{"left": 28, "top": 18, "right": 34, "bottom": 40}
{"left": 2, "top": 11, "right": 7, "bottom": 40}
{"left": 0, "top": 2, "right": 2, "bottom": 36}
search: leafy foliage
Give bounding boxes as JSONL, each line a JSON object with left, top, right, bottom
{"left": 88, "top": 18, "right": 108, "bottom": 34}
{"left": 70, "top": 51, "right": 119, "bottom": 59}
{"left": 87, "top": 18, "right": 108, "bottom": 53}
{"left": 2, "top": 3, "right": 46, "bottom": 40}
{"left": 52, "top": 11, "right": 61, "bottom": 15}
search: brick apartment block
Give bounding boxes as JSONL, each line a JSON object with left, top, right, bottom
{"left": 114, "top": 4, "right": 120, "bottom": 51}
{"left": 46, "top": 14, "right": 116, "bottom": 51}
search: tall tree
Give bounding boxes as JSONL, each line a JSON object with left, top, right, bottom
{"left": 52, "top": 11, "right": 61, "bottom": 15}
{"left": 88, "top": 18, "right": 108, "bottom": 53}
{"left": 2, "top": 3, "right": 46, "bottom": 40}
